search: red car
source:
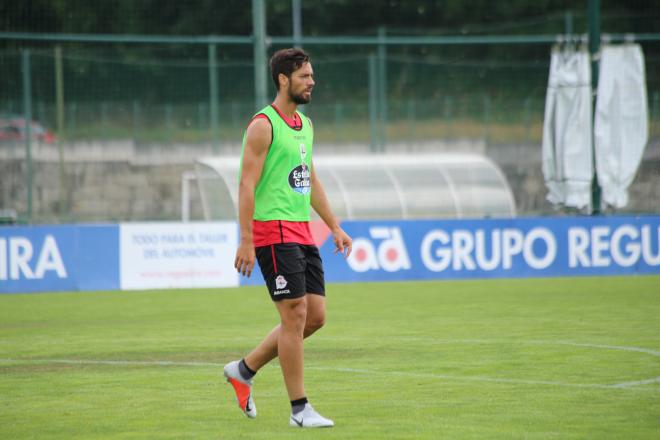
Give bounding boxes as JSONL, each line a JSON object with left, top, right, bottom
{"left": 0, "top": 117, "right": 57, "bottom": 144}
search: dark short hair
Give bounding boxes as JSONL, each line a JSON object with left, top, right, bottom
{"left": 269, "top": 48, "right": 311, "bottom": 91}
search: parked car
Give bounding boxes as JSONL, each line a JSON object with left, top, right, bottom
{"left": 0, "top": 116, "right": 56, "bottom": 144}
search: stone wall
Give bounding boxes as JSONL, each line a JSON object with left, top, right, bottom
{"left": 487, "top": 139, "right": 660, "bottom": 215}
{"left": 1, "top": 139, "right": 658, "bottom": 223}
{"left": 0, "top": 141, "right": 211, "bottom": 223}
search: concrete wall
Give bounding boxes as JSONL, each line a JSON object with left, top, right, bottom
{"left": 0, "top": 141, "right": 211, "bottom": 223}
{"left": 1, "top": 139, "right": 658, "bottom": 223}
{"left": 488, "top": 139, "right": 660, "bottom": 215}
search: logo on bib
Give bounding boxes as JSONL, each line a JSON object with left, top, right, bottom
{"left": 299, "top": 143, "right": 307, "bottom": 161}
{"left": 288, "top": 164, "right": 311, "bottom": 195}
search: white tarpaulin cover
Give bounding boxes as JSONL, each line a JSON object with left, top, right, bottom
{"left": 594, "top": 44, "right": 649, "bottom": 209}
{"left": 542, "top": 47, "right": 593, "bottom": 209}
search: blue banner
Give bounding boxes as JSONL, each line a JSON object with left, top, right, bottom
{"left": 313, "top": 216, "right": 660, "bottom": 283}
{"left": 3, "top": 216, "right": 659, "bottom": 293}
{"left": 240, "top": 216, "right": 660, "bottom": 287}
{"left": 0, "top": 225, "right": 119, "bottom": 293}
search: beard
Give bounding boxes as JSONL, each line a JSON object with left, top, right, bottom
{"left": 289, "top": 86, "right": 311, "bottom": 105}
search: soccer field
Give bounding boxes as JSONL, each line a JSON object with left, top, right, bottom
{"left": 1, "top": 276, "right": 659, "bottom": 439}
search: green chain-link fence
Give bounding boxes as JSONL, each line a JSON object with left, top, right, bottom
{"left": 1, "top": 33, "right": 659, "bottom": 222}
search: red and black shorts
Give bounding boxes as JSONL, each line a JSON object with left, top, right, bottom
{"left": 255, "top": 243, "right": 325, "bottom": 301}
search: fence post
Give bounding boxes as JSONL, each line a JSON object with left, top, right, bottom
{"left": 292, "top": 0, "right": 302, "bottom": 48}
{"left": 21, "top": 49, "right": 33, "bottom": 223}
{"left": 368, "top": 54, "right": 379, "bottom": 152}
{"left": 377, "top": 26, "right": 387, "bottom": 150}
{"left": 55, "top": 46, "right": 65, "bottom": 137}
{"left": 588, "top": 0, "right": 601, "bottom": 214}
{"left": 252, "top": 0, "right": 268, "bottom": 110}
{"left": 208, "top": 43, "right": 220, "bottom": 154}
{"left": 564, "top": 10, "right": 573, "bottom": 36}
{"left": 55, "top": 46, "right": 67, "bottom": 217}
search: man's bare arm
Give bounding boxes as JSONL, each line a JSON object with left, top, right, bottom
{"left": 234, "top": 118, "right": 271, "bottom": 276}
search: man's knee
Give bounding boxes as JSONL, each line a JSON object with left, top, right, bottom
{"left": 305, "top": 314, "right": 325, "bottom": 333}
{"left": 305, "top": 297, "right": 326, "bottom": 335}
{"left": 304, "top": 294, "right": 326, "bottom": 335}
{"left": 280, "top": 297, "right": 307, "bottom": 328}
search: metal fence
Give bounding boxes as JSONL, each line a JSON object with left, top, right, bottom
{"left": 1, "top": 31, "right": 660, "bottom": 223}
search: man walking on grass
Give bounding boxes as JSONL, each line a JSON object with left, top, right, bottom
{"left": 224, "top": 48, "right": 352, "bottom": 428}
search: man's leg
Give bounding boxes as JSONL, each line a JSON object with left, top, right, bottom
{"left": 244, "top": 294, "right": 326, "bottom": 371}
{"left": 274, "top": 296, "right": 307, "bottom": 400}
{"left": 226, "top": 294, "right": 332, "bottom": 427}
{"left": 224, "top": 295, "right": 309, "bottom": 419}
{"left": 286, "top": 294, "right": 333, "bottom": 428}
{"left": 224, "top": 295, "right": 310, "bottom": 419}
{"left": 272, "top": 294, "right": 332, "bottom": 428}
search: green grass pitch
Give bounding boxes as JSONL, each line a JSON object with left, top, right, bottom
{"left": 1, "top": 276, "right": 659, "bottom": 439}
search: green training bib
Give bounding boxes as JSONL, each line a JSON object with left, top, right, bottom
{"left": 239, "top": 105, "right": 314, "bottom": 221}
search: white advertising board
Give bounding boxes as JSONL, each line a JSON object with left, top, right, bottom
{"left": 120, "top": 222, "right": 238, "bottom": 289}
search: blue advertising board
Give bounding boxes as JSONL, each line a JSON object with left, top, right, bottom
{"left": 241, "top": 215, "right": 660, "bottom": 286}
{"left": 3, "top": 216, "right": 659, "bottom": 293}
{"left": 315, "top": 216, "right": 660, "bottom": 283}
{"left": 0, "top": 225, "right": 119, "bottom": 293}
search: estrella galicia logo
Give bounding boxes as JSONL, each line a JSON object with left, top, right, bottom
{"left": 288, "top": 164, "right": 311, "bottom": 194}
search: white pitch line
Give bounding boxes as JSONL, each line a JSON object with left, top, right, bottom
{"left": 610, "top": 377, "right": 660, "bottom": 388}
{"left": 529, "top": 341, "right": 660, "bottom": 358}
{"left": 306, "top": 366, "right": 653, "bottom": 390}
{"left": 0, "top": 358, "right": 223, "bottom": 367}
{"left": 315, "top": 337, "right": 660, "bottom": 358}
{"left": 1, "top": 358, "right": 658, "bottom": 391}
